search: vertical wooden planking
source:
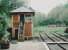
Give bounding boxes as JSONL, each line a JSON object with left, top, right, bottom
{"left": 24, "top": 21, "right": 32, "bottom": 36}
{"left": 12, "top": 15, "right": 20, "bottom": 40}
{"left": 13, "top": 15, "right": 19, "bottom": 28}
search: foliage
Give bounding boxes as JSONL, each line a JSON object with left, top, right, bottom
{"left": 0, "top": 0, "right": 26, "bottom": 40}
{"left": 47, "top": 4, "right": 68, "bottom": 26}
{"left": 33, "top": 12, "right": 46, "bottom": 26}
{"left": 0, "top": 16, "right": 7, "bottom": 40}
{"left": 34, "top": 3, "right": 68, "bottom": 26}
{"left": 0, "top": 0, "right": 26, "bottom": 16}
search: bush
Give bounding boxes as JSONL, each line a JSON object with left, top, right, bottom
{"left": 0, "top": 16, "right": 8, "bottom": 40}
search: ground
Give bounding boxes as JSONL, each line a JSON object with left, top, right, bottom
{"left": 6, "top": 42, "right": 48, "bottom": 50}
{"left": 1, "top": 26, "right": 68, "bottom": 50}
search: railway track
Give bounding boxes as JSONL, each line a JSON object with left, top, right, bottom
{"left": 47, "top": 43, "right": 67, "bottom": 50}
{"left": 39, "top": 32, "right": 68, "bottom": 50}
{"left": 39, "top": 33, "right": 52, "bottom": 42}
{"left": 39, "top": 33, "right": 45, "bottom": 42}
{"left": 51, "top": 32, "right": 68, "bottom": 42}
{"left": 55, "top": 32, "right": 64, "bottom": 37}
{"left": 44, "top": 32, "right": 66, "bottom": 50}
{"left": 56, "top": 32, "right": 68, "bottom": 41}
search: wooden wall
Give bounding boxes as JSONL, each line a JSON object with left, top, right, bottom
{"left": 12, "top": 14, "right": 32, "bottom": 40}
{"left": 24, "top": 21, "right": 32, "bottom": 37}
{"left": 12, "top": 15, "right": 19, "bottom": 40}
{"left": 13, "top": 15, "right": 19, "bottom": 28}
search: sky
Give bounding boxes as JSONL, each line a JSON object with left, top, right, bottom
{"left": 29, "top": 0, "right": 68, "bottom": 14}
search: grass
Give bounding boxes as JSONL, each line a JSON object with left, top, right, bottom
{"left": 33, "top": 26, "right": 66, "bottom": 37}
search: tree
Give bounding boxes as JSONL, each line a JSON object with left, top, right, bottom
{"left": 33, "top": 12, "right": 46, "bottom": 26}
{"left": 0, "top": 0, "right": 26, "bottom": 16}
{"left": 0, "top": 16, "right": 7, "bottom": 40}
{"left": 47, "top": 4, "right": 68, "bottom": 26}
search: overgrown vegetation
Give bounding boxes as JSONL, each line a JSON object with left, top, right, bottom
{"left": 0, "top": 16, "right": 8, "bottom": 40}
{"left": 0, "top": 0, "right": 28, "bottom": 18}
{"left": 33, "top": 3, "right": 68, "bottom": 27}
